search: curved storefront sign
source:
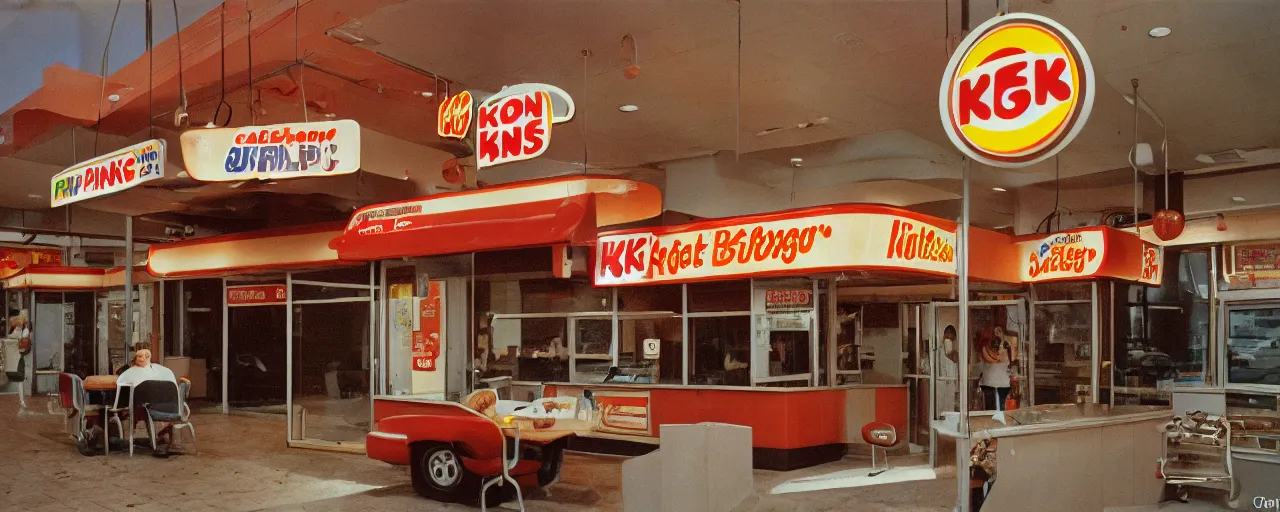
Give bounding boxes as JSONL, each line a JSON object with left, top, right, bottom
{"left": 180, "top": 119, "right": 361, "bottom": 181}
{"left": 1016, "top": 227, "right": 1163, "bottom": 286}
{"left": 51, "top": 139, "right": 165, "bottom": 207}
{"left": 940, "top": 13, "right": 1094, "bottom": 168}
{"left": 594, "top": 206, "right": 958, "bottom": 286}
{"left": 437, "top": 91, "right": 473, "bottom": 139}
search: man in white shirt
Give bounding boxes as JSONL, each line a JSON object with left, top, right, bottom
{"left": 936, "top": 325, "right": 959, "bottom": 414}
{"left": 117, "top": 349, "right": 177, "bottom": 387}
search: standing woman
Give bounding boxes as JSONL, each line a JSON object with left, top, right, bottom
{"left": 978, "top": 326, "right": 1018, "bottom": 411}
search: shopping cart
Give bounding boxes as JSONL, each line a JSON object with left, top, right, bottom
{"left": 1157, "top": 411, "right": 1241, "bottom": 509}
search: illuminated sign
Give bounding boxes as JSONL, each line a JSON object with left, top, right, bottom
{"left": 0, "top": 247, "right": 63, "bottom": 280}
{"left": 476, "top": 83, "right": 575, "bottom": 169}
{"left": 437, "top": 91, "right": 473, "bottom": 139}
{"left": 51, "top": 139, "right": 165, "bottom": 207}
{"left": 595, "top": 210, "right": 958, "bottom": 286}
{"left": 180, "top": 119, "right": 361, "bottom": 181}
{"left": 1019, "top": 231, "right": 1104, "bottom": 282}
{"left": 939, "top": 13, "right": 1094, "bottom": 168}
{"left": 226, "top": 284, "right": 287, "bottom": 306}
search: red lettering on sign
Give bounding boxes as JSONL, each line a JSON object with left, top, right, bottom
{"left": 476, "top": 91, "right": 553, "bottom": 168}
{"left": 955, "top": 51, "right": 1074, "bottom": 128}
{"left": 886, "top": 219, "right": 955, "bottom": 263}
{"left": 1028, "top": 244, "right": 1098, "bottom": 278}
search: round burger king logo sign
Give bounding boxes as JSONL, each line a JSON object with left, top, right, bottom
{"left": 940, "top": 13, "right": 1094, "bottom": 168}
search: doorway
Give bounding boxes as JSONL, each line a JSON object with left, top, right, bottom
{"left": 928, "top": 299, "right": 1029, "bottom": 467}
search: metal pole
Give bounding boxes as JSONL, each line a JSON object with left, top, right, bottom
{"left": 286, "top": 272, "right": 293, "bottom": 443}
{"left": 956, "top": 157, "right": 972, "bottom": 512}
{"left": 124, "top": 215, "right": 134, "bottom": 363}
{"left": 221, "top": 277, "right": 229, "bottom": 414}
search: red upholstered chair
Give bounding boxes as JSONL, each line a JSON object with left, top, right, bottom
{"left": 861, "top": 421, "right": 900, "bottom": 477}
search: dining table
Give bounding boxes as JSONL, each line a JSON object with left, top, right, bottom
{"left": 81, "top": 375, "right": 131, "bottom": 457}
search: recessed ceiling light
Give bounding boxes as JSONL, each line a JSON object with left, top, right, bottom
{"left": 618, "top": 104, "right": 639, "bottom": 112}
{"left": 992, "top": 187, "right": 1007, "bottom": 192}
{"left": 1148, "top": 27, "right": 1171, "bottom": 38}
{"left": 1231, "top": 196, "right": 1246, "bottom": 203}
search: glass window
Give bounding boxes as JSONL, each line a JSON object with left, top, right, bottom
{"left": 488, "top": 317, "right": 568, "bottom": 382}
{"left": 688, "top": 280, "right": 750, "bottom": 313}
{"left": 618, "top": 284, "right": 682, "bottom": 313}
{"left": 1226, "top": 306, "right": 1280, "bottom": 387}
{"left": 1114, "top": 250, "right": 1212, "bottom": 405}
{"left": 617, "top": 315, "right": 682, "bottom": 384}
{"left": 1032, "top": 282, "right": 1092, "bottom": 301}
{"left": 570, "top": 317, "right": 612, "bottom": 383}
{"left": 1033, "top": 302, "right": 1092, "bottom": 405}
{"left": 688, "top": 316, "right": 751, "bottom": 386}
{"left": 521, "top": 279, "right": 610, "bottom": 314}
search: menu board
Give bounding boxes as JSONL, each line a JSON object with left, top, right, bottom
{"left": 1232, "top": 243, "right": 1280, "bottom": 272}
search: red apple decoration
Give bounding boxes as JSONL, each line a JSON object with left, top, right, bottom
{"left": 1153, "top": 209, "right": 1185, "bottom": 241}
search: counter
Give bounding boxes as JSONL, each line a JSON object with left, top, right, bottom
{"left": 934, "top": 404, "right": 1171, "bottom": 512}
{"left": 545, "top": 382, "right": 908, "bottom": 471}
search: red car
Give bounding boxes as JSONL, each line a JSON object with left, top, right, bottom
{"left": 367, "top": 395, "right": 570, "bottom": 508}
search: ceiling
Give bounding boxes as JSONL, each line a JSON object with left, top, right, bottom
{"left": 0, "top": 0, "right": 1277, "bottom": 236}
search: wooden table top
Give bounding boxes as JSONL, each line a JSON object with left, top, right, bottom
{"left": 84, "top": 375, "right": 118, "bottom": 391}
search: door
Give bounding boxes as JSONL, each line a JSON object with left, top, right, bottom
{"left": 32, "top": 298, "right": 66, "bottom": 394}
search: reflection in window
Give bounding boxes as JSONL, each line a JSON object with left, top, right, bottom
{"left": 1114, "top": 250, "right": 1211, "bottom": 405}
{"left": 616, "top": 316, "right": 682, "bottom": 384}
{"left": 486, "top": 317, "right": 568, "bottom": 382}
{"left": 1227, "top": 307, "right": 1280, "bottom": 387}
{"left": 688, "top": 316, "right": 751, "bottom": 386}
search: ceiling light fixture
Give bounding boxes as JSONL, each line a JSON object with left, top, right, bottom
{"left": 1231, "top": 196, "right": 1246, "bottom": 203}
{"left": 26, "top": 194, "right": 41, "bottom": 199}
{"left": 618, "top": 104, "right": 639, "bottom": 112}
{"left": 992, "top": 187, "right": 1007, "bottom": 192}
{"left": 1148, "top": 27, "right": 1171, "bottom": 38}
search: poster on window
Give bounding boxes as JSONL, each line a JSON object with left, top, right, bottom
{"left": 412, "top": 281, "right": 443, "bottom": 372}
{"left": 592, "top": 390, "right": 651, "bottom": 436}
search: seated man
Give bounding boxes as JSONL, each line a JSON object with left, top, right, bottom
{"left": 116, "top": 349, "right": 177, "bottom": 387}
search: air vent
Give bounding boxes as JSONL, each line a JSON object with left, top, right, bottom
{"left": 1195, "top": 149, "right": 1247, "bottom": 165}
{"left": 81, "top": 251, "right": 115, "bottom": 266}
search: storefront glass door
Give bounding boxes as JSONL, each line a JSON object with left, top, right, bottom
{"left": 287, "top": 267, "right": 374, "bottom": 449}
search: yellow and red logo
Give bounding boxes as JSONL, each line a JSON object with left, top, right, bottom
{"left": 939, "top": 13, "right": 1093, "bottom": 168}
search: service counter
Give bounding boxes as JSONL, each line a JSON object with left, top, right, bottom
{"left": 543, "top": 382, "right": 908, "bottom": 470}
{"left": 933, "top": 404, "right": 1171, "bottom": 512}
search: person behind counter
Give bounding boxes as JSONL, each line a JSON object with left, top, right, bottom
{"left": 937, "top": 325, "right": 959, "bottom": 413}
{"left": 977, "top": 326, "right": 1017, "bottom": 411}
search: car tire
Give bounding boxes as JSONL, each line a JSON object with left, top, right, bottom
{"left": 410, "top": 443, "right": 472, "bottom": 502}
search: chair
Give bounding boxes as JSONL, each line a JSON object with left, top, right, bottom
{"left": 106, "top": 384, "right": 137, "bottom": 457}
{"left": 133, "top": 380, "right": 194, "bottom": 451}
{"left": 58, "top": 373, "right": 99, "bottom": 442}
{"left": 481, "top": 425, "right": 526, "bottom": 512}
{"left": 861, "top": 421, "right": 900, "bottom": 477}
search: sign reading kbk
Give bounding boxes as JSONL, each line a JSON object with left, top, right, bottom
{"left": 940, "top": 13, "right": 1094, "bottom": 168}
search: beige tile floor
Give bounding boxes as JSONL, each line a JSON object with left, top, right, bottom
{"left": 7, "top": 392, "right": 1216, "bottom": 512}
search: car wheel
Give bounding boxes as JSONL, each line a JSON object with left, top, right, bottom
{"left": 410, "top": 443, "right": 470, "bottom": 502}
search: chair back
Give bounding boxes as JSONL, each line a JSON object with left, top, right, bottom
{"left": 132, "top": 380, "right": 181, "bottom": 415}
{"left": 58, "top": 373, "right": 76, "bottom": 410}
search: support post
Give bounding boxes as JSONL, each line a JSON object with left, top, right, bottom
{"left": 124, "top": 215, "right": 134, "bottom": 363}
{"left": 955, "top": 157, "right": 972, "bottom": 512}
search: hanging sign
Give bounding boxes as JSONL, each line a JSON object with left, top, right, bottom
{"left": 765, "top": 290, "right": 813, "bottom": 312}
{"left": 939, "top": 13, "right": 1094, "bottom": 168}
{"left": 476, "top": 83, "right": 575, "bottom": 169}
{"left": 226, "top": 284, "right": 287, "bottom": 306}
{"left": 1139, "top": 243, "right": 1162, "bottom": 285}
{"left": 1019, "top": 231, "right": 1104, "bottom": 282}
{"left": 413, "top": 281, "right": 443, "bottom": 372}
{"left": 595, "top": 207, "right": 957, "bottom": 286}
{"left": 437, "top": 91, "right": 473, "bottom": 139}
{"left": 180, "top": 119, "right": 361, "bottom": 181}
{"left": 51, "top": 139, "right": 165, "bottom": 207}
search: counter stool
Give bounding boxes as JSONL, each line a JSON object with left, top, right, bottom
{"left": 861, "top": 421, "right": 899, "bottom": 477}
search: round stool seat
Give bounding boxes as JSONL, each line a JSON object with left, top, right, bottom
{"left": 861, "top": 421, "right": 899, "bottom": 448}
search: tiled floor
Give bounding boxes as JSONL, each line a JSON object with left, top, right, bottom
{"left": 0, "top": 393, "right": 1228, "bottom": 511}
